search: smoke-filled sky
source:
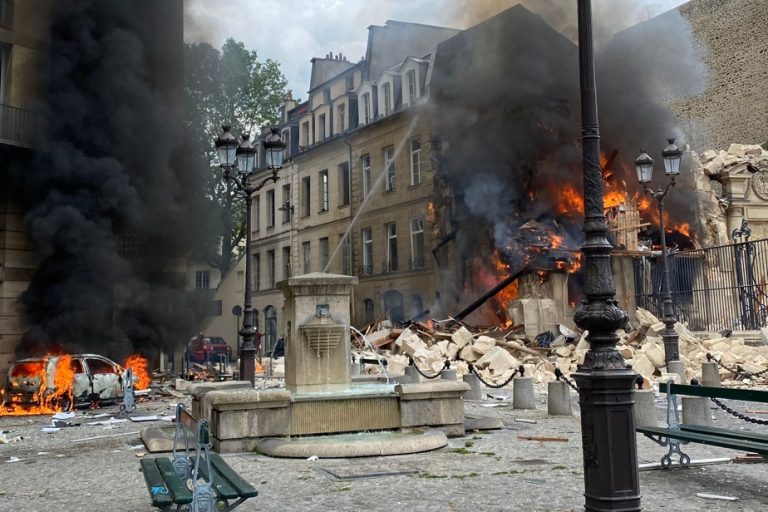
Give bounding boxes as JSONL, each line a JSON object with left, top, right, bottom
{"left": 185, "top": 0, "right": 688, "bottom": 99}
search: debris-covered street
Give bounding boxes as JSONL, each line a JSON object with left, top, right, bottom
{"left": 2, "top": 386, "right": 768, "bottom": 512}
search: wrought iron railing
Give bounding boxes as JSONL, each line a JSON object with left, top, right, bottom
{"left": 634, "top": 237, "right": 768, "bottom": 331}
{"left": 409, "top": 257, "right": 426, "bottom": 270}
{"left": 0, "top": 103, "right": 41, "bottom": 147}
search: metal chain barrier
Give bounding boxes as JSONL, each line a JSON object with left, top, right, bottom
{"left": 554, "top": 368, "right": 579, "bottom": 392}
{"left": 467, "top": 363, "right": 522, "bottom": 389}
{"left": 709, "top": 396, "right": 768, "bottom": 425}
{"left": 408, "top": 357, "right": 450, "bottom": 380}
{"left": 707, "top": 353, "right": 768, "bottom": 379}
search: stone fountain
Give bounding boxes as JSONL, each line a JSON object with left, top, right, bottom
{"left": 191, "top": 273, "right": 469, "bottom": 457}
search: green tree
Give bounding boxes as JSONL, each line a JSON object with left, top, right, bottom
{"left": 184, "top": 38, "right": 288, "bottom": 275}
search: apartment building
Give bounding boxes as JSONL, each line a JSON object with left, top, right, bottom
{"left": 0, "top": 0, "right": 51, "bottom": 381}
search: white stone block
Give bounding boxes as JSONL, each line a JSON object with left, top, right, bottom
{"left": 451, "top": 326, "right": 473, "bottom": 348}
{"left": 472, "top": 335, "right": 497, "bottom": 355}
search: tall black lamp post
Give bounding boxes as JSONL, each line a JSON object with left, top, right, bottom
{"left": 573, "top": 1, "right": 641, "bottom": 510}
{"left": 635, "top": 139, "right": 684, "bottom": 366}
{"left": 215, "top": 126, "right": 286, "bottom": 383}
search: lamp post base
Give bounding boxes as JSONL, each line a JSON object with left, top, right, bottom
{"left": 573, "top": 368, "right": 641, "bottom": 512}
{"left": 240, "top": 345, "right": 257, "bottom": 384}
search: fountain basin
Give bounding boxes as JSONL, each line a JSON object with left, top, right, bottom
{"left": 256, "top": 428, "right": 448, "bottom": 458}
{"left": 194, "top": 380, "right": 469, "bottom": 453}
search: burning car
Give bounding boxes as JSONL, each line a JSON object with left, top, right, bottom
{"left": 5, "top": 353, "right": 126, "bottom": 412}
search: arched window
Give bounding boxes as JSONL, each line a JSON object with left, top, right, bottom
{"left": 263, "top": 306, "right": 277, "bottom": 355}
{"left": 382, "top": 290, "right": 404, "bottom": 324}
{"left": 411, "top": 295, "right": 424, "bottom": 318}
{"left": 363, "top": 298, "right": 374, "bottom": 325}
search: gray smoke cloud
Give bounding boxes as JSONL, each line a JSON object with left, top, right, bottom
{"left": 11, "top": 1, "right": 215, "bottom": 361}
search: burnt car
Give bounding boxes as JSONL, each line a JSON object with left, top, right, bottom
{"left": 6, "top": 354, "right": 126, "bottom": 410}
{"left": 186, "top": 335, "right": 232, "bottom": 364}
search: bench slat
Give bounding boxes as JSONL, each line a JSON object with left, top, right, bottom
{"left": 192, "top": 455, "right": 240, "bottom": 500}
{"left": 155, "top": 457, "right": 194, "bottom": 505}
{"left": 680, "top": 424, "right": 768, "bottom": 443}
{"left": 140, "top": 458, "right": 174, "bottom": 508}
{"left": 659, "top": 383, "right": 768, "bottom": 403}
{"left": 210, "top": 453, "right": 259, "bottom": 499}
{"left": 637, "top": 426, "right": 768, "bottom": 456}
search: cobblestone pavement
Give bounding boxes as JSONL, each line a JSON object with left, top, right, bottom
{"left": 1, "top": 390, "right": 767, "bottom": 511}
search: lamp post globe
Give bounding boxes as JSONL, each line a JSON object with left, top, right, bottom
{"left": 264, "top": 127, "right": 286, "bottom": 170}
{"left": 215, "top": 126, "right": 238, "bottom": 168}
{"left": 662, "top": 138, "right": 682, "bottom": 177}
{"left": 635, "top": 150, "right": 654, "bottom": 185}
{"left": 236, "top": 134, "right": 256, "bottom": 175}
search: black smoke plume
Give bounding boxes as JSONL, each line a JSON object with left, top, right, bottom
{"left": 11, "top": 1, "right": 215, "bottom": 361}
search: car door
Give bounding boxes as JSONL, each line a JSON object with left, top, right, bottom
{"left": 83, "top": 356, "right": 122, "bottom": 400}
{"left": 70, "top": 358, "right": 91, "bottom": 403}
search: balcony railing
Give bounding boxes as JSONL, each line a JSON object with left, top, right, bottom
{"left": 409, "top": 257, "right": 426, "bottom": 270}
{"left": 0, "top": 103, "right": 41, "bottom": 148}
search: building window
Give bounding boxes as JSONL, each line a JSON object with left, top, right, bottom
{"left": 410, "top": 218, "right": 425, "bottom": 269}
{"left": 319, "top": 237, "right": 329, "bottom": 272}
{"left": 362, "top": 93, "right": 371, "bottom": 124}
{"left": 362, "top": 228, "right": 373, "bottom": 276}
{"left": 363, "top": 298, "right": 375, "bottom": 324}
{"left": 282, "top": 246, "right": 291, "bottom": 279}
{"left": 412, "top": 295, "right": 424, "bottom": 318}
{"left": 264, "top": 306, "right": 277, "bottom": 354}
{"left": 410, "top": 139, "right": 421, "bottom": 186}
{"left": 361, "top": 154, "right": 371, "bottom": 197}
{"left": 302, "top": 241, "right": 311, "bottom": 274}
{"left": 384, "top": 146, "right": 395, "bottom": 192}
{"left": 346, "top": 75, "right": 354, "bottom": 91}
{"left": 267, "top": 250, "right": 276, "bottom": 288}
{"left": 253, "top": 195, "right": 260, "bottom": 232}
{"left": 301, "top": 176, "right": 310, "bottom": 216}
{"left": 195, "top": 270, "right": 210, "bottom": 289}
{"left": 338, "top": 162, "right": 350, "bottom": 206}
{"left": 407, "top": 70, "right": 417, "bottom": 105}
{"left": 281, "top": 184, "right": 291, "bottom": 224}
{"left": 382, "top": 83, "right": 391, "bottom": 116}
{"left": 340, "top": 234, "right": 351, "bottom": 275}
{"left": 266, "top": 190, "right": 275, "bottom": 227}
{"left": 385, "top": 223, "right": 398, "bottom": 272}
{"left": 319, "top": 170, "right": 329, "bottom": 212}
{"left": 301, "top": 121, "right": 310, "bottom": 148}
{"left": 318, "top": 113, "right": 326, "bottom": 142}
{"left": 281, "top": 129, "right": 291, "bottom": 158}
{"left": 254, "top": 253, "right": 261, "bottom": 291}
{"left": 337, "top": 103, "right": 345, "bottom": 133}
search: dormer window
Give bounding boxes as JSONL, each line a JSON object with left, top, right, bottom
{"left": 407, "top": 70, "right": 417, "bottom": 105}
{"left": 382, "top": 83, "right": 391, "bottom": 116}
{"left": 362, "top": 93, "right": 371, "bottom": 124}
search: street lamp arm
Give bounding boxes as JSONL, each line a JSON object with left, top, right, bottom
{"left": 643, "top": 176, "right": 676, "bottom": 201}
{"left": 245, "top": 169, "right": 280, "bottom": 195}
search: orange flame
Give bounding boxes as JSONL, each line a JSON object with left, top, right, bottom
{"left": 123, "top": 354, "right": 151, "bottom": 390}
{"left": 557, "top": 184, "right": 585, "bottom": 216}
{"left": 0, "top": 354, "right": 76, "bottom": 416}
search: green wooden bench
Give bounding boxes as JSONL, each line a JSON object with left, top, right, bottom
{"left": 636, "top": 381, "right": 768, "bottom": 469}
{"left": 139, "top": 403, "right": 258, "bottom": 511}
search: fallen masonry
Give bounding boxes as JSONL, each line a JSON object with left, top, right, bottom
{"left": 352, "top": 308, "right": 768, "bottom": 390}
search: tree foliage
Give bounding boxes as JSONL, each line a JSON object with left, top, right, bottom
{"left": 184, "top": 38, "right": 288, "bottom": 274}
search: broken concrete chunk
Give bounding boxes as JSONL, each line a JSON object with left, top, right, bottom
{"left": 475, "top": 346, "right": 520, "bottom": 375}
{"left": 473, "top": 335, "right": 497, "bottom": 355}
{"left": 450, "top": 326, "right": 473, "bottom": 349}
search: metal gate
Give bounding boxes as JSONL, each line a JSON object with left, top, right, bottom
{"left": 634, "top": 237, "right": 768, "bottom": 331}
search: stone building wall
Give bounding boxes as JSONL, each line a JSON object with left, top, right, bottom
{"left": 672, "top": 0, "right": 768, "bottom": 151}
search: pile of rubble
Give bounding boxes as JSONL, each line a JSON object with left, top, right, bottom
{"left": 354, "top": 310, "right": 768, "bottom": 388}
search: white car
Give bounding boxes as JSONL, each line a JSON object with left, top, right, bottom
{"left": 6, "top": 353, "right": 126, "bottom": 410}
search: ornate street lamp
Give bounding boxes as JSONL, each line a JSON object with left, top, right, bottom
{"left": 573, "top": 1, "right": 641, "bottom": 510}
{"left": 215, "top": 126, "right": 286, "bottom": 384}
{"left": 635, "top": 138, "right": 684, "bottom": 367}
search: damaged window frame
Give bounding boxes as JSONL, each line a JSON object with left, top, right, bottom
{"left": 362, "top": 227, "right": 373, "bottom": 276}
{"left": 384, "top": 146, "right": 395, "bottom": 192}
{"left": 410, "top": 217, "right": 425, "bottom": 269}
{"left": 410, "top": 138, "right": 421, "bottom": 186}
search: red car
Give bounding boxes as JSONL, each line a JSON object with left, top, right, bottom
{"left": 186, "top": 335, "right": 232, "bottom": 364}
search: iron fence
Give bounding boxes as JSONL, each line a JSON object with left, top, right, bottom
{"left": 0, "top": 103, "right": 41, "bottom": 147}
{"left": 634, "top": 237, "right": 768, "bottom": 331}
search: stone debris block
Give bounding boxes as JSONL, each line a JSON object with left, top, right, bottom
{"left": 473, "top": 335, "right": 497, "bottom": 355}
{"left": 630, "top": 353, "right": 655, "bottom": 378}
{"left": 459, "top": 344, "right": 481, "bottom": 363}
{"left": 475, "top": 346, "right": 520, "bottom": 375}
{"left": 641, "top": 342, "right": 665, "bottom": 369}
{"left": 396, "top": 328, "right": 428, "bottom": 356}
{"left": 646, "top": 322, "right": 667, "bottom": 337}
{"left": 701, "top": 149, "right": 718, "bottom": 162}
{"left": 451, "top": 326, "right": 473, "bottom": 349}
{"left": 636, "top": 308, "right": 661, "bottom": 330}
